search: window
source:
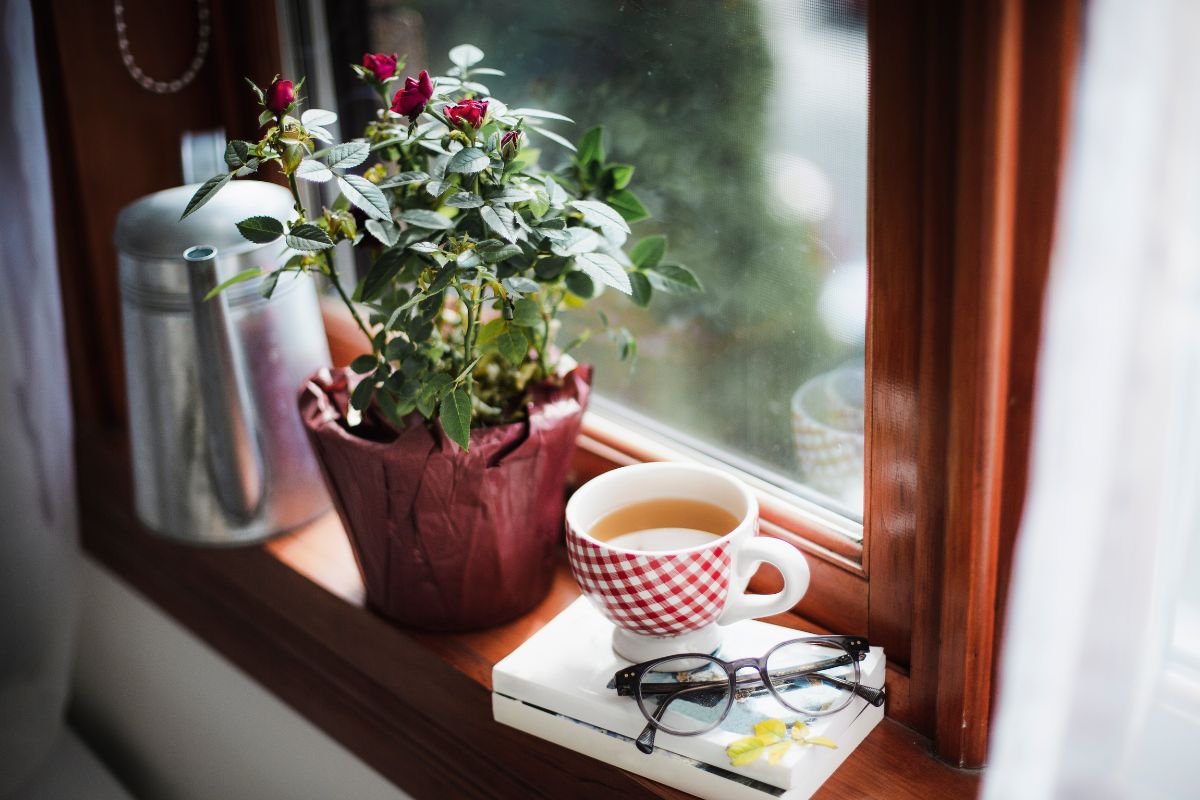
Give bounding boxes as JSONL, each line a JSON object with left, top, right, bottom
{"left": 289, "top": 0, "right": 869, "bottom": 529}
{"left": 276, "top": 0, "right": 1075, "bottom": 767}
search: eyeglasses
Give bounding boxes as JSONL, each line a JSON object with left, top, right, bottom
{"left": 612, "top": 635, "right": 886, "bottom": 754}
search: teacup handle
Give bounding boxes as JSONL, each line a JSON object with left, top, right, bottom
{"left": 718, "top": 537, "right": 811, "bottom": 626}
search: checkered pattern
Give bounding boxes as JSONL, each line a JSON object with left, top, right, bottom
{"left": 566, "top": 526, "right": 732, "bottom": 636}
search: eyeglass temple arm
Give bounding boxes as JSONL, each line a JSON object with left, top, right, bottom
{"left": 805, "top": 673, "right": 887, "bottom": 707}
{"left": 636, "top": 683, "right": 724, "bottom": 755}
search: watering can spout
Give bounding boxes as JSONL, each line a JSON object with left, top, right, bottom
{"left": 184, "top": 245, "right": 266, "bottom": 524}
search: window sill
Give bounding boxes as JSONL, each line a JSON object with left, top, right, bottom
{"left": 74, "top": 427, "right": 978, "bottom": 799}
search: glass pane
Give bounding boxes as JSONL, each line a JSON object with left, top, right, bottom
{"left": 319, "top": 0, "right": 868, "bottom": 524}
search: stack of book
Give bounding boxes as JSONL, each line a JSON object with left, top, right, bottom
{"left": 493, "top": 598, "right": 885, "bottom": 800}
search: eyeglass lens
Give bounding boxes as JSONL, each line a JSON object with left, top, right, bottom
{"left": 635, "top": 656, "right": 733, "bottom": 736}
{"left": 764, "top": 639, "right": 860, "bottom": 715}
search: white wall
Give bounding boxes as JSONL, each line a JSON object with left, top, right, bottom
{"left": 71, "top": 557, "right": 413, "bottom": 800}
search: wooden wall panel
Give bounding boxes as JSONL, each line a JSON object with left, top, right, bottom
{"left": 32, "top": 0, "right": 282, "bottom": 430}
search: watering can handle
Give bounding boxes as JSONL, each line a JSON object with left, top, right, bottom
{"left": 184, "top": 245, "right": 266, "bottom": 524}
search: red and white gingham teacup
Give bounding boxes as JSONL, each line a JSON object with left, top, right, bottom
{"left": 566, "top": 463, "right": 810, "bottom": 662}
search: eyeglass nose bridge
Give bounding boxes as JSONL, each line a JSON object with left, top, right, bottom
{"left": 728, "top": 658, "right": 772, "bottom": 686}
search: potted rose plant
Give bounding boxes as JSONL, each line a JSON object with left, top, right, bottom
{"left": 183, "top": 44, "right": 700, "bottom": 630}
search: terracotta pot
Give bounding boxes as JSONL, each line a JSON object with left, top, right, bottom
{"left": 298, "top": 365, "right": 591, "bottom": 630}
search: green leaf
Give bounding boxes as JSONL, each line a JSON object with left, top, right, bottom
{"left": 457, "top": 249, "right": 482, "bottom": 269}
{"left": 350, "top": 376, "right": 376, "bottom": 413}
{"left": 325, "top": 140, "right": 371, "bottom": 170}
{"left": 180, "top": 172, "right": 231, "bottom": 220}
{"left": 480, "top": 205, "right": 517, "bottom": 243}
{"left": 607, "top": 164, "right": 634, "bottom": 190}
{"left": 449, "top": 44, "right": 485, "bottom": 69}
{"left": 439, "top": 388, "right": 473, "bottom": 451}
{"left": 534, "top": 256, "right": 569, "bottom": 280}
{"left": 295, "top": 159, "right": 334, "bottom": 183}
{"left": 630, "top": 235, "right": 667, "bottom": 269}
{"left": 257, "top": 108, "right": 276, "bottom": 127}
{"left": 509, "top": 108, "right": 574, "bottom": 123}
{"left": 496, "top": 324, "right": 529, "bottom": 365}
{"left": 629, "top": 271, "right": 652, "bottom": 307}
{"left": 487, "top": 187, "right": 534, "bottom": 204}
{"left": 528, "top": 191, "right": 550, "bottom": 220}
{"left": 383, "top": 290, "right": 429, "bottom": 330}
{"left": 542, "top": 175, "right": 569, "bottom": 208}
{"left": 445, "top": 191, "right": 484, "bottom": 209}
{"left": 400, "top": 209, "right": 455, "bottom": 230}
{"left": 446, "top": 147, "right": 489, "bottom": 175}
{"left": 365, "top": 219, "right": 401, "bottom": 247}
{"left": 224, "top": 140, "right": 253, "bottom": 168}
{"left": 244, "top": 77, "right": 265, "bottom": 103}
{"left": 526, "top": 125, "right": 577, "bottom": 152}
{"left": 570, "top": 199, "right": 631, "bottom": 234}
{"left": 503, "top": 276, "right": 540, "bottom": 294}
{"left": 511, "top": 298, "right": 541, "bottom": 327}
{"left": 565, "top": 270, "right": 596, "bottom": 299}
{"left": 259, "top": 269, "right": 283, "bottom": 299}
{"left": 550, "top": 227, "right": 600, "bottom": 257}
{"left": 574, "top": 252, "right": 631, "bottom": 294}
{"left": 284, "top": 223, "right": 334, "bottom": 251}
{"left": 576, "top": 126, "right": 605, "bottom": 166}
{"left": 337, "top": 174, "right": 390, "bottom": 221}
{"left": 301, "top": 108, "right": 337, "bottom": 127}
{"left": 647, "top": 263, "right": 703, "bottom": 294}
{"left": 479, "top": 242, "right": 522, "bottom": 263}
{"left": 475, "top": 317, "right": 507, "bottom": 346}
{"left": 377, "top": 170, "right": 429, "bottom": 189}
{"left": 408, "top": 241, "right": 442, "bottom": 254}
{"left": 202, "top": 267, "right": 261, "bottom": 301}
{"left": 417, "top": 373, "right": 449, "bottom": 418}
{"left": 349, "top": 354, "right": 378, "bottom": 374}
{"left": 305, "top": 123, "right": 334, "bottom": 143}
{"left": 425, "top": 179, "right": 453, "bottom": 197}
{"left": 360, "top": 246, "right": 405, "bottom": 301}
{"left": 235, "top": 215, "right": 284, "bottom": 244}
{"left": 427, "top": 261, "right": 457, "bottom": 294}
{"left": 607, "top": 189, "right": 650, "bottom": 223}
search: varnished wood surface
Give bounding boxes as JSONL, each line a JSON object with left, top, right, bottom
{"left": 867, "top": 0, "right": 1078, "bottom": 766}
{"left": 77, "top": 429, "right": 979, "bottom": 799}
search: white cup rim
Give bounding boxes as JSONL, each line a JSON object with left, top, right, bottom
{"left": 565, "top": 462, "right": 758, "bottom": 556}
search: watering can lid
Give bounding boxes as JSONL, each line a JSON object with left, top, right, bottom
{"left": 113, "top": 180, "right": 295, "bottom": 260}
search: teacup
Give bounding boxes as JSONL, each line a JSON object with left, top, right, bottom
{"left": 565, "top": 462, "right": 811, "bottom": 662}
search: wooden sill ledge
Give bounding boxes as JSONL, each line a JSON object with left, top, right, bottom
{"left": 76, "top": 427, "right": 980, "bottom": 799}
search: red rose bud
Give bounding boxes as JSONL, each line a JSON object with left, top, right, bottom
{"left": 362, "top": 52, "right": 399, "bottom": 82}
{"left": 390, "top": 70, "right": 434, "bottom": 120}
{"left": 500, "top": 129, "right": 523, "bottom": 160}
{"left": 446, "top": 99, "right": 489, "bottom": 129}
{"left": 265, "top": 78, "right": 295, "bottom": 115}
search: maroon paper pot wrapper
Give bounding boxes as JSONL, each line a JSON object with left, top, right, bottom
{"left": 298, "top": 365, "right": 592, "bottom": 631}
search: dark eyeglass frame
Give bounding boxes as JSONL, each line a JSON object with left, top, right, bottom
{"left": 612, "top": 635, "right": 887, "bottom": 754}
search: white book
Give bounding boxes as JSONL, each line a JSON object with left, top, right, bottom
{"left": 493, "top": 598, "right": 885, "bottom": 800}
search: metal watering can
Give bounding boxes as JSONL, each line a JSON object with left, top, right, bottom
{"left": 113, "top": 180, "right": 331, "bottom": 544}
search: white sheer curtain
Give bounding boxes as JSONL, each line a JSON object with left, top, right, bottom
{"left": 985, "top": 0, "right": 1200, "bottom": 797}
{"left": 0, "top": 0, "right": 77, "bottom": 793}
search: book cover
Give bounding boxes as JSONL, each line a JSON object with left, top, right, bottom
{"left": 493, "top": 598, "right": 885, "bottom": 800}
